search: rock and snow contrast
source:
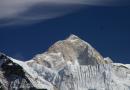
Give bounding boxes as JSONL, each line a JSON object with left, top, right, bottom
{"left": 0, "top": 34, "right": 130, "bottom": 90}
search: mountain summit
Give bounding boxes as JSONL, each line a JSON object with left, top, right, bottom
{"left": 0, "top": 35, "right": 130, "bottom": 90}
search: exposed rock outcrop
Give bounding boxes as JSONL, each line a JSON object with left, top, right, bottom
{"left": 0, "top": 35, "right": 130, "bottom": 90}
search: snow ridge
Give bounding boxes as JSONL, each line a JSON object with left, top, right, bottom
{"left": 0, "top": 34, "right": 130, "bottom": 90}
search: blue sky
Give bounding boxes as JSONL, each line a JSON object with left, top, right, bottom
{"left": 0, "top": 5, "right": 130, "bottom": 63}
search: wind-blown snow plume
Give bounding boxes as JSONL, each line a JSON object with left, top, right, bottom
{"left": 0, "top": 0, "right": 129, "bottom": 25}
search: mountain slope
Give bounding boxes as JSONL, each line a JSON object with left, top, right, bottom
{"left": 0, "top": 35, "right": 130, "bottom": 90}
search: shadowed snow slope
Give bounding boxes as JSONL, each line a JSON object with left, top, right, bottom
{"left": 0, "top": 35, "right": 130, "bottom": 90}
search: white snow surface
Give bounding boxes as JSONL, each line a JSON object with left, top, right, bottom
{"left": 3, "top": 35, "right": 130, "bottom": 90}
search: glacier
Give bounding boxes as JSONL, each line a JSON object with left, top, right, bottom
{"left": 0, "top": 34, "right": 130, "bottom": 90}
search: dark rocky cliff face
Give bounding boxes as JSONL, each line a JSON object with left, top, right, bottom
{"left": 0, "top": 35, "right": 130, "bottom": 90}
{"left": 0, "top": 53, "right": 46, "bottom": 90}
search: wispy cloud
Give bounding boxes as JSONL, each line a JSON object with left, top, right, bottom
{"left": 0, "top": 0, "right": 129, "bottom": 25}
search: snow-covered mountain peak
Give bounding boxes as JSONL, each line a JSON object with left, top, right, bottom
{"left": 66, "top": 34, "right": 81, "bottom": 41}
{"left": 0, "top": 34, "right": 130, "bottom": 90}
{"left": 30, "top": 34, "right": 107, "bottom": 71}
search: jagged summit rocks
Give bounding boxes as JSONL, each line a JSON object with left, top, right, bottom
{"left": 0, "top": 34, "right": 130, "bottom": 90}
